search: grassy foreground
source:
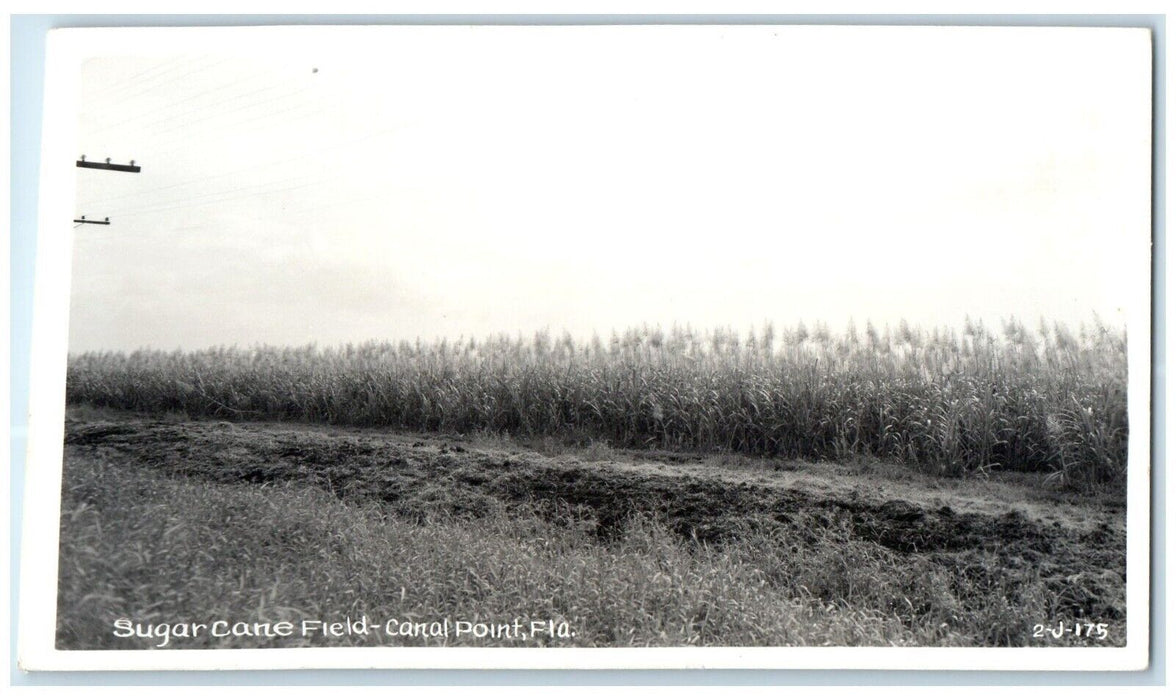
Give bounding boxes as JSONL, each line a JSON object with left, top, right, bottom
{"left": 57, "top": 410, "right": 1126, "bottom": 649}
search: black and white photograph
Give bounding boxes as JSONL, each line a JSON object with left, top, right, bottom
{"left": 16, "top": 23, "right": 1153, "bottom": 671}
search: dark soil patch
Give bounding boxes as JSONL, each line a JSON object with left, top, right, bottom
{"left": 61, "top": 413, "right": 1128, "bottom": 626}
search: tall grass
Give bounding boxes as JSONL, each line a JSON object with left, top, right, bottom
{"left": 63, "top": 452, "right": 1106, "bottom": 648}
{"left": 66, "top": 318, "right": 1128, "bottom": 491}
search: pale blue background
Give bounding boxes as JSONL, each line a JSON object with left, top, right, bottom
{"left": 9, "top": 13, "right": 1166, "bottom": 686}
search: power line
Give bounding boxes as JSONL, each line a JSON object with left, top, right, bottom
{"left": 112, "top": 171, "right": 319, "bottom": 216}
{"left": 83, "top": 55, "right": 186, "bottom": 101}
{"left": 89, "top": 80, "right": 268, "bottom": 139}
{"left": 74, "top": 157, "right": 141, "bottom": 227}
{"left": 114, "top": 56, "right": 231, "bottom": 104}
{"left": 82, "top": 57, "right": 230, "bottom": 133}
{"left": 88, "top": 84, "right": 322, "bottom": 166}
{"left": 110, "top": 84, "right": 284, "bottom": 139}
{"left": 146, "top": 83, "right": 320, "bottom": 143}
{"left": 274, "top": 189, "right": 390, "bottom": 220}
{"left": 87, "top": 74, "right": 288, "bottom": 140}
{"left": 86, "top": 57, "right": 325, "bottom": 149}
{"left": 77, "top": 125, "right": 399, "bottom": 210}
{"left": 117, "top": 176, "right": 326, "bottom": 218}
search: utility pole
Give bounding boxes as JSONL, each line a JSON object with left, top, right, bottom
{"left": 75, "top": 155, "right": 141, "bottom": 225}
{"left": 77, "top": 155, "right": 141, "bottom": 173}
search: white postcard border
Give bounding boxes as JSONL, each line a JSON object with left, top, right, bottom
{"left": 16, "top": 24, "right": 1155, "bottom": 673}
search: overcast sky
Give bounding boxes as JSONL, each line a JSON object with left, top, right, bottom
{"left": 65, "top": 26, "right": 1151, "bottom": 352}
